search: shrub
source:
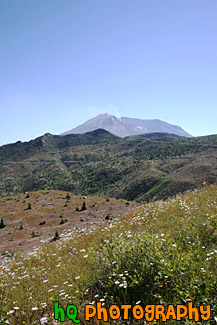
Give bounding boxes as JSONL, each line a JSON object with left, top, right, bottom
{"left": 18, "top": 223, "right": 24, "bottom": 230}
{"left": 54, "top": 230, "right": 60, "bottom": 240}
{"left": 0, "top": 218, "right": 6, "bottom": 229}
{"left": 81, "top": 201, "right": 86, "bottom": 211}
{"left": 59, "top": 219, "right": 68, "bottom": 225}
{"left": 65, "top": 193, "right": 71, "bottom": 200}
{"left": 31, "top": 231, "right": 39, "bottom": 237}
{"left": 105, "top": 213, "right": 112, "bottom": 220}
{"left": 27, "top": 203, "right": 31, "bottom": 210}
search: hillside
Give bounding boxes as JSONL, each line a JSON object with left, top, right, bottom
{"left": 62, "top": 113, "right": 192, "bottom": 137}
{"left": 0, "top": 190, "right": 139, "bottom": 254}
{"left": 1, "top": 184, "right": 216, "bottom": 324}
{"left": 0, "top": 130, "right": 217, "bottom": 201}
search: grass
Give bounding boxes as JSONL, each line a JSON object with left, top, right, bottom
{"left": 0, "top": 184, "right": 216, "bottom": 324}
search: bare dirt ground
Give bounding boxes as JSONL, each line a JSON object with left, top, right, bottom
{"left": 0, "top": 190, "right": 141, "bottom": 255}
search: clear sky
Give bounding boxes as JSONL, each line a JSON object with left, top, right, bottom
{"left": 0, "top": 0, "right": 216, "bottom": 146}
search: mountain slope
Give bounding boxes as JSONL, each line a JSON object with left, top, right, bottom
{"left": 1, "top": 184, "right": 217, "bottom": 324}
{"left": 62, "top": 113, "right": 192, "bottom": 137}
{"left": 0, "top": 131, "right": 217, "bottom": 201}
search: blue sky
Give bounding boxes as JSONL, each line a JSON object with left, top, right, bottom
{"left": 0, "top": 0, "right": 216, "bottom": 146}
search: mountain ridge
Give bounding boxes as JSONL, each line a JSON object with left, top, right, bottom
{"left": 0, "top": 130, "right": 217, "bottom": 201}
{"left": 61, "top": 113, "right": 192, "bottom": 138}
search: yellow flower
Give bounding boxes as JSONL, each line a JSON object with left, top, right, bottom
{"left": 158, "top": 295, "right": 162, "bottom": 298}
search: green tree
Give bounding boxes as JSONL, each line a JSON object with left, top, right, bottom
{"left": 65, "top": 193, "right": 71, "bottom": 200}
{"left": 0, "top": 218, "right": 6, "bottom": 229}
{"left": 81, "top": 201, "right": 86, "bottom": 211}
{"left": 54, "top": 230, "right": 60, "bottom": 239}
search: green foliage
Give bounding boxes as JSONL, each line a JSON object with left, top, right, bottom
{"left": 59, "top": 219, "right": 68, "bottom": 225}
{"left": 0, "top": 132, "right": 217, "bottom": 201}
{"left": 0, "top": 185, "right": 217, "bottom": 324}
{"left": 105, "top": 213, "right": 112, "bottom": 220}
{"left": 54, "top": 230, "right": 60, "bottom": 239}
{"left": 27, "top": 203, "right": 31, "bottom": 210}
{"left": 0, "top": 276, "right": 9, "bottom": 323}
{"left": 31, "top": 231, "right": 39, "bottom": 237}
{"left": 0, "top": 218, "right": 6, "bottom": 229}
{"left": 65, "top": 193, "right": 71, "bottom": 200}
{"left": 93, "top": 230, "right": 217, "bottom": 310}
{"left": 81, "top": 201, "right": 86, "bottom": 211}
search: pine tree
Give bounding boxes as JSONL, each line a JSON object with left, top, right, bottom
{"left": 81, "top": 201, "right": 86, "bottom": 211}
{"left": 65, "top": 193, "right": 71, "bottom": 200}
{"left": 0, "top": 218, "right": 5, "bottom": 229}
{"left": 54, "top": 230, "right": 60, "bottom": 239}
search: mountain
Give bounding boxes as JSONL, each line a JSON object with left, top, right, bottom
{"left": 61, "top": 113, "right": 192, "bottom": 138}
{"left": 0, "top": 131, "right": 217, "bottom": 201}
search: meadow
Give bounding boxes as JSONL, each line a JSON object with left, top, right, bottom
{"left": 0, "top": 184, "right": 216, "bottom": 324}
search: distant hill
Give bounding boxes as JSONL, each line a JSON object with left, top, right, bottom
{"left": 0, "top": 130, "right": 217, "bottom": 201}
{"left": 61, "top": 113, "right": 192, "bottom": 138}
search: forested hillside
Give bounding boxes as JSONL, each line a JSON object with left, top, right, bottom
{"left": 1, "top": 130, "right": 217, "bottom": 201}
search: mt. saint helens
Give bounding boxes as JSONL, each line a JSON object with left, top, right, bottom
{"left": 61, "top": 113, "right": 192, "bottom": 138}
